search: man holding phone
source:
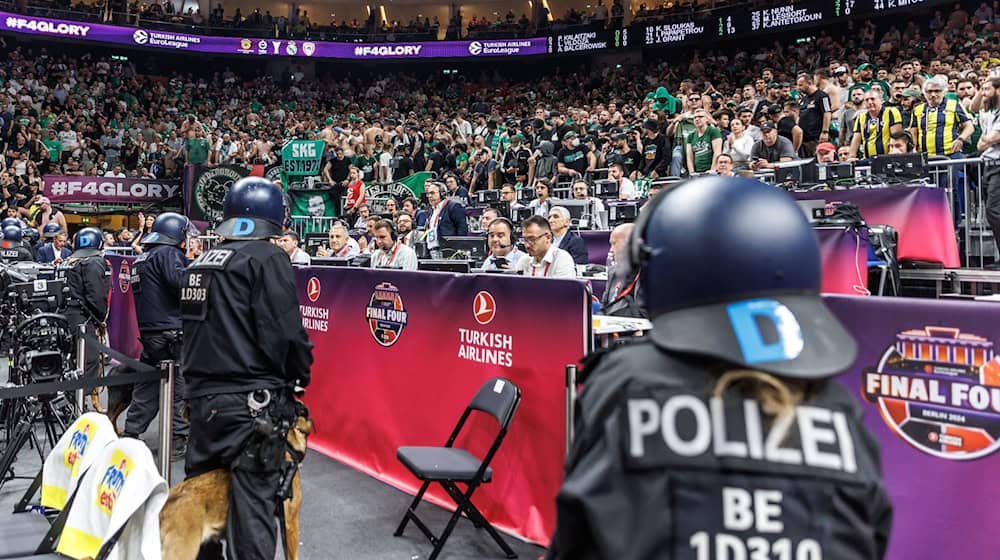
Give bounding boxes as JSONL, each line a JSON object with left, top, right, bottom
{"left": 480, "top": 218, "right": 525, "bottom": 272}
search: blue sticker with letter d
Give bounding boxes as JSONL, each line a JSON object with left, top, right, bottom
{"left": 232, "top": 218, "right": 256, "bottom": 236}
{"left": 78, "top": 235, "right": 92, "bottom": 247}
{"left": 726, "top": 299, "right": 804, "bottom": 364}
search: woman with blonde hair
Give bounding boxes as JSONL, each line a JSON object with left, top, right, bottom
{"left": 549, "top": 176, "right": 892, "bottom": 560}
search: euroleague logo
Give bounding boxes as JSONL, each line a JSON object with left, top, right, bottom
{"left": 468, "top": 41, "right": 483, "bottom": 55}
{"left": 118, "top": 260, "right": 131, "bottom": 294}
{"left": 132, "top": 29, "right": 148, "bottom": 44}
{"left": 863, "top": 326, "right": 1000, "bottom": 460}
{"left": 306, "top": 277, "right": 321, "bottom": 303}
{"left": 365, "top": 282, "right": 408, "bottom": 347}
{"left": 473, "top": 291, "right": 496, "bottom": 325}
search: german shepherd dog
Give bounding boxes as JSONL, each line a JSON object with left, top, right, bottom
{"left": 159, "top": 407, "right": 312, "bottom": 560}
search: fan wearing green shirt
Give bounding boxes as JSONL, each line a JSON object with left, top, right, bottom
{"left": 42, "top": 130, "right": 62, "bottom": 167}
{"left": 184, "top": 129, "right": 210, "bottom": 165}
{"left": 685, "top": 109, "right": 723, "bottom": 175}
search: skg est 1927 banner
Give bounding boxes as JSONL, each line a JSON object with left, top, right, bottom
{"left": 43, "top": 175, "right": 181, "bottom": 204}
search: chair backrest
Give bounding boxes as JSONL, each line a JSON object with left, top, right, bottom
{"left": 42, "top": 413, "right": 119, "bottom": 511}
{"left": 468, "top": 377, "right": 521, "bottom": 429}
{"left": 55, "top": 437, "right": 168, "bottom": 560}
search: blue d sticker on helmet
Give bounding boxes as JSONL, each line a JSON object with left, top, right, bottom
{"left": 727, "top": 299, "right": 805, "bottom": 364}
{"left": 232, "top": 218, "right": 256, "bottom": 236}
{"left": 145, "top": 233, "right": 159, "bottom": 243}
{"left": 78, "top": 235, "right": 92, "bottom": 247}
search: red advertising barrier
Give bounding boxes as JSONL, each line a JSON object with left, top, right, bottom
{"left": 297, "top": 268, "right": 590, "bottom": 544}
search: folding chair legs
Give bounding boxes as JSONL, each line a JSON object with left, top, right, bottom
{"left": 394, "top": 480, "right": 517, "bottom": 559}
{"left": 394, "top": 480, "right": 431, "bottom": 537}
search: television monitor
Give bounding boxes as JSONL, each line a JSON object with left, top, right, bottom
{"left": 418, "top": 259, "right": 471, "bottom": 273}
{"left": 310, "top": 257, "right": 353, "bottom": 267}
{"left": 608, "top": 202, "right": 639, "bottom": 223}
{"left": 476, "top": 190, "right": 500, "bottom": 204}
{"left": 442, "top": 236, "right": 488, "bottom": 262}
{"left": 518, "top": 187, "right": 536, "bottom": 203}
{"left": 512, "top": 207, "right": 534, "bottom": 224}
{"left": 303, "top": 233, "right": 329, "bottom": 257}
{"left": 594, "top": 179, "right": 618, "bottom": 198}
{"left": 871, "top": 153, "right": 927, "bottom": 179}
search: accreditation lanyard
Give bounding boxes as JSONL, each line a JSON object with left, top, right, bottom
{"left": 531, "top": 260, "right": 552, "bottom": 277}
{"left": 376, "top": 243, "right": 402, "bottom": 267}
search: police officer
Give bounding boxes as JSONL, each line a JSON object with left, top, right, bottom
{"left": 548, "top": 176, "right": 892, "bottom": 559}
{"left": 21, "top": 227, "right": 41, "bottom": 260}
{"left": 123, "top": 212, "right": 190, "bottom": 457}
{"left": 181, "top": 177, "right": 313, "bottom": 560}
{"left": 0, "top": 226, "right": 33, "bottom": 262}
{"left": 62, "top": 227, "right": 110, "bottom": 379}
{"left": 36, "top": 223, "right": 71, "bottom": 264}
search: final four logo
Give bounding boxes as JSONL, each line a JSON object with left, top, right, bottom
{"left": 366, "top": 282, "right": 408, "bottom": 347}
{"left": 118, "top": 260, "right": 131, "bottom": 294}
{"left": 863, "top": 326, "right": 1000, "bottom": 460}
{"left": 97, "top": 450, "right": 133, "bottom": 516}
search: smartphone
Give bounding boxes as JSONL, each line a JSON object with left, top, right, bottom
{"left": 494, "top": 256, "right": 508, "bottom": 268}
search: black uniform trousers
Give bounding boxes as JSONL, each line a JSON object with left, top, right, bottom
{"left": 185, "top": 388, "right": 296, "bottom": 560}
{"left": 64, "top": 306, "right": 99, "bottom": 379}
{"left": 984, "top": 166, "right": 1000, "bottom": 252}
{"left": 124, "top": 330, "right": 189, "bottom": 439}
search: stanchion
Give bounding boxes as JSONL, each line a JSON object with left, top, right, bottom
{"left": 157, "top": 360, "right": 175, "bottom": 477}
{"left": 74, "top": 324, "right": 86, "bottom": 413}
{"left": 565, "top": 364, "right": 578, "bottom": 456}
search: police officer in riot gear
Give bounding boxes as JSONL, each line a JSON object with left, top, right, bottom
{"left": 181, "top": 177, "right": 313, "bottom": 560}
{"left": 0, "top": 226, "right": 33, "bottom": 262}
{"left": 62, "top": 227, "right": 110, "bottom": 379}
{"left": 548, "top": 176, "right": 892, "bottom": 559}
{"left": 123, "top": 212, "right": 191, "bottom": 457}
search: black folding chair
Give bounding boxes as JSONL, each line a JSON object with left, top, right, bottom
{"left": 394, "top": 377, "right": 522, "bottom": 560}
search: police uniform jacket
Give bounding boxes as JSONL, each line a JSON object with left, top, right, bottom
{"left": 63, "top": 249, "right": 110, "bottom": 323}
{"left": 548, "top": 341, "right": 892, "bottom": 560}
{"left": 132, "top": 244, "right": 187, "bottom": 332}
{"left": 180, "top": 239, "right": 313, "bottom": 398}
{"left": 1, "top": 244, "right": 33, "bottom": 262}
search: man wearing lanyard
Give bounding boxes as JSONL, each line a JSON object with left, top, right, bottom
{"left": 600, "top": 223, "right": 646, "bottom": 317}
{"left": 370, "top": 219, "right": 418, "bottom": 270}
{"left": 515, "top": 215, "right": 576, "bottom": 278}
{"left": 976, "top": 77, "right": 1000, "bottom": 255}
{"left": 425, "top": 181, "right": 469, "bottom": 257}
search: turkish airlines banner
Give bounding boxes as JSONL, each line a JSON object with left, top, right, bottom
{"left": 43, "top": 175, "right": 182, "bottom": 205}
{"left": 298, "top": 267, "right": 591, "bottom": 544}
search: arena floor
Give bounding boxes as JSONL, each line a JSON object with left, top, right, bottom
{"left": 0, "top": 365, "right": 545, "bottom": 559}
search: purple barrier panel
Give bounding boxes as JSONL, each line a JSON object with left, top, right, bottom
{"left": 827, "top": 295, "right": 1000, "bottom": 559}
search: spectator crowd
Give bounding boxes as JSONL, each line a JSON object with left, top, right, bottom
{"left": 1, "top": 0, "right": 999, "bottom": 229}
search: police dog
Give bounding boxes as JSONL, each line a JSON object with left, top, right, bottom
{"left": 159, "top": 409, "right": 312, "bottom": 560}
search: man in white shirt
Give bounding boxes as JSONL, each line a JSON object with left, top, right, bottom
{"left": 317, "top": 223, "right": 360, "bottom": 258}
{"left": 571, "top": 180, "right": 606, "bottom": 229}
{"left": 481, "top": 217, "right": 526, "bottom": 271}
{"left": 370, "top": 219, "right": 418, "bottom": 270}
{"left": 609, "top": 163, "right": 637, "bottom": 200}
{"left": 276, "top": 231, "right": 311, "bottom": 265}
{"left": 103, "top": 164, "right": 127, "bottom": 178}
{"left": 515, "top": 215, "right": 576, "bottom": 278}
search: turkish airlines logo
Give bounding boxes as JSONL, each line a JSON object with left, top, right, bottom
{"left": 307, "top": 277, "right": 321, "bottom": 302}
{"left": 474, "top": 291, "right": 496, "bottom": 325}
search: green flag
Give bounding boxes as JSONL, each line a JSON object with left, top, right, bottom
{"left": 395, "top": 172, "right": 432, "bottom": 198}
{"left": 289, "top": 189, "right": 338, "bottom": 235}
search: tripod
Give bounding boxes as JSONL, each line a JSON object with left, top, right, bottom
{"left": 0, "top": 391, "right": 78, "bottom": 492}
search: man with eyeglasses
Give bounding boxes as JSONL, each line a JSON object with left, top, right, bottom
{"left": 908, "top": 76, "right": 974, "bottom": 157}
{"left": 685, "top": 109, "right": 723, "bottom": 175}
{"left": 396, "top": 212, "right": 415, "bottom": 247}
{"left": 316, "top": 223, "right": 360, "bottom": 258}
{"left": 499, "top": 184, "right": 525, "bottom": 213}
{"left": 515, "top": 215, "right": 576, "bottom": 278}
{"left": 849, "top": 89, "right": 903, "bottom": 160}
